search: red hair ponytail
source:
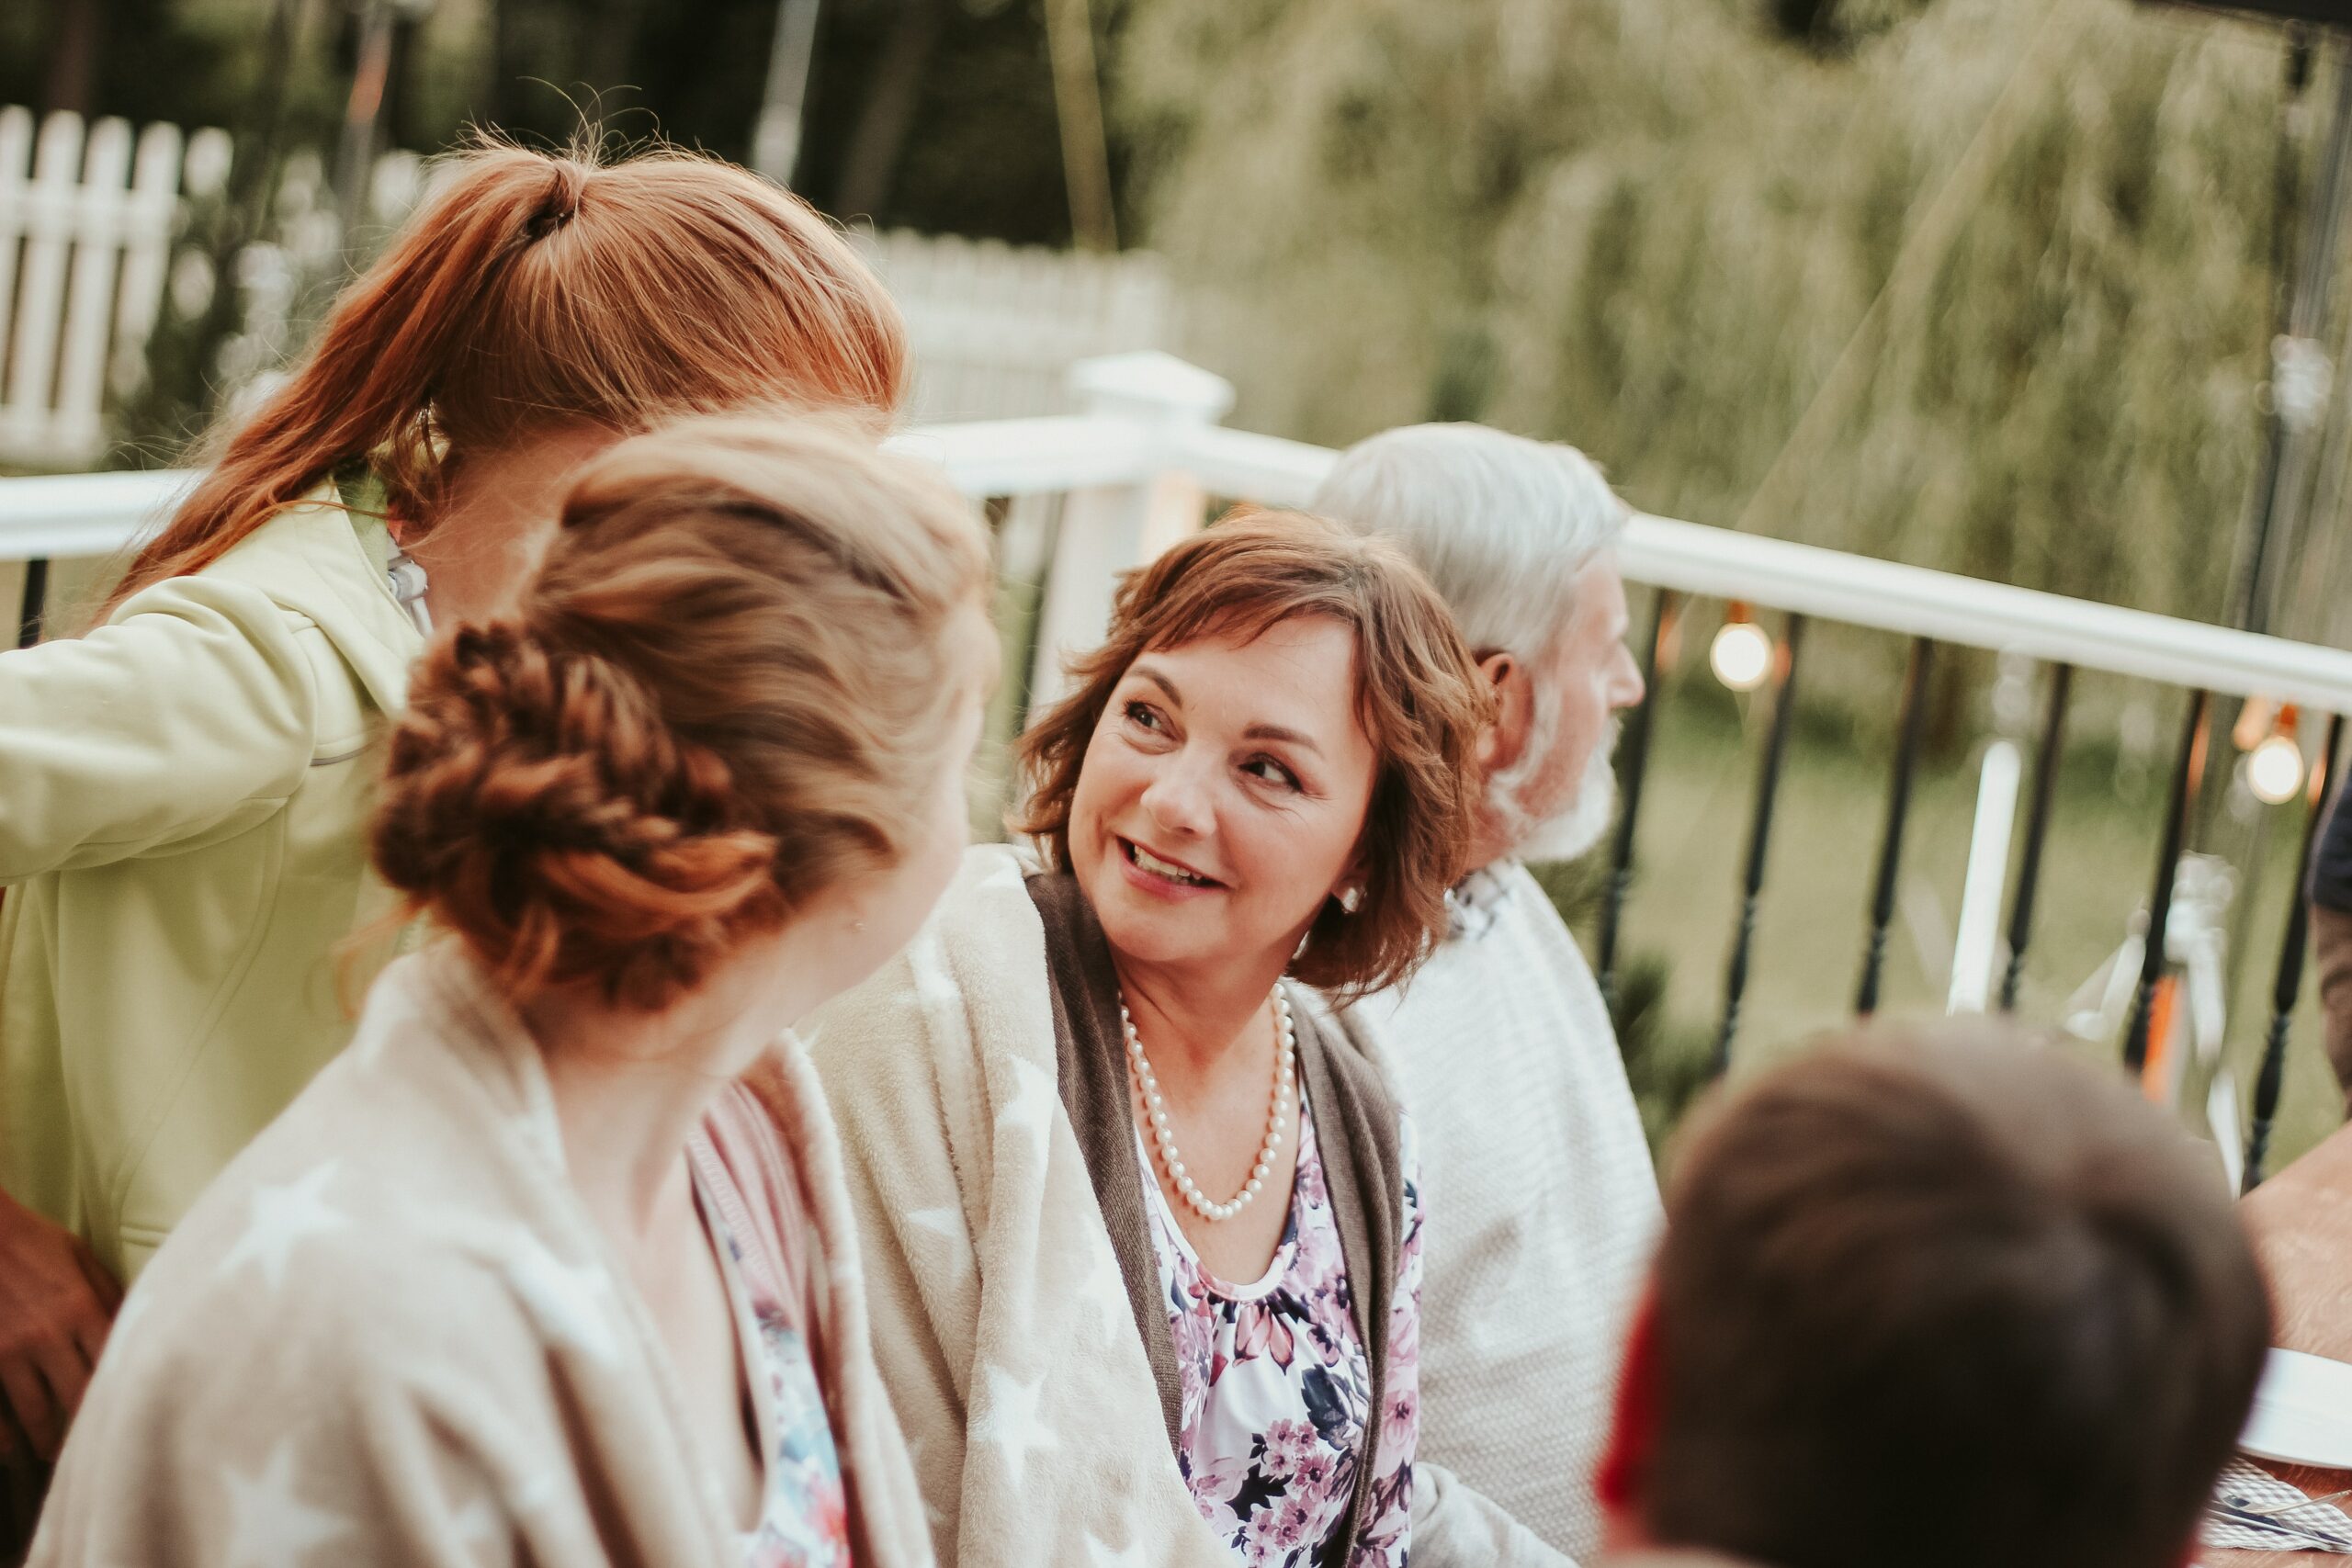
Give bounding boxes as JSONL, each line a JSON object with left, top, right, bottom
{"left": 110, "top": 142, "right": 906, "bottom": 612}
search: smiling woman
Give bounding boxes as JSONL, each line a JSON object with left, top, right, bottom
{"left": 805, "top": 510, "right": 1552, "bottom": 1568}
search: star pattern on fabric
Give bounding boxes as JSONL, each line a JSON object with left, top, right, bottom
{"left": 503, "top": 1237, "right": 621, "bottom": 1365}
{"left": 905, "top": 1206, "right": 972, "bottom": 1283}
{"left": 992, "top": 1054, "right": 1057, "bottom": 1167}
{"left": 220, "top": 1439, "right": 353, "bottom": 1568}
{"left": 1077, "top": 1241, "right": 1130, "bottom": 1345}
{"left": 217, "top": 1163, "right": 349, "bottom": 1292}
{"left": 969, "top": 1362, "right": 1058, "bottom": 1492}
{"left": 1087, "top": 1529, "right": 1155, "bottom": 1568}
{"left": 904, "top": 1438, "right": 949, "bottom": 1529}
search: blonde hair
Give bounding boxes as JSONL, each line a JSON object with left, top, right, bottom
{"left": 370, "top": 414, "right": 990, "bottom": 1010}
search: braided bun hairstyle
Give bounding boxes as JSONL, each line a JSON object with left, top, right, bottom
{"left": 370, "top": 414, "right": 989, "bottom": 1011}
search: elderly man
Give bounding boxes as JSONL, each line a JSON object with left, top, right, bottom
{"left": 1313, "top": 424, "right": 1657, "bottom": 1563}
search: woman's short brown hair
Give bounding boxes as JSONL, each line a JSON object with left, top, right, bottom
{"left": 371, "top": 413, "right": 989, "bottom": 1011}
{"left": 1014, "top": 508, "right": 1492, "bottom": 997}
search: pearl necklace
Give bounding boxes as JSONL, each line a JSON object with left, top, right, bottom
{"left": 1121, "top": 987, "right": 1297, "bottom": 1223}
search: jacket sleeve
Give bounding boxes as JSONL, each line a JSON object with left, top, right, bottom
{"left": 0, "top": 576, "right": 317, "bottom": 880}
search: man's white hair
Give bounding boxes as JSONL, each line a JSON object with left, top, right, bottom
{"left": 1307, "top": 423, "right": 1627, "bottom": 659}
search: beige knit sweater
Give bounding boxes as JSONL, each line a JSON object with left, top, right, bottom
{"left": 1342, "top": 860, "right": 1663, "bottom": 1563}
{"left": 29, "top": 944, "right": 933, "bottom": 1568}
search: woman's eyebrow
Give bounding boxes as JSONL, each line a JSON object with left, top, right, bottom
{"left": 1244, "top": 723, "right": 1324, "bottom": 758}
{"left": 1134, "top": 665, "right": 1182, "bottom": 705}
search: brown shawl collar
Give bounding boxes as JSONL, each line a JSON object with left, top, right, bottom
{"left": 1024, "top": 870, "right": 1403, "bottom": 1568}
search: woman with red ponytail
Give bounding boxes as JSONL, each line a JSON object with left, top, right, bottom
{"left": 29, "top": 413, "right": 993, "bottom": 1568}
{"left": 0, "top": 140, "right": 907, "bottom": 1518}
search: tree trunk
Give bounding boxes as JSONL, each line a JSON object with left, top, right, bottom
{"left": 41, "top": 0, "right": 106, "bottom": 117}
{"left": 835, "top": 0, "right": 946, "bottom": 222}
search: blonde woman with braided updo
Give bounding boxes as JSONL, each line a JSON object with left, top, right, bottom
{"left": 28, "top": 416, "right": 993, "bottom": 1568}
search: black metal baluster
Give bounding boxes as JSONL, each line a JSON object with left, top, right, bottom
{"left": 2122, "top": 691, "right": 2211, "bottom": 1076}
{"left": 17, "top": 558, "right": 50, "bottom": 649}
{"left": 1856, "top": 637, "right": 1934, "bottom": 1017}
{"left": 1714, "top": 614, "right": 1805, "bottom": 1077}
{"left": 1999, "top": 663, "right": 2073, "bottom": 1013}
{"left": 1598, "top": 589, "right": 1674, "bottom": 1012}
{"left": 2245, "top": 710, "right": 2344, "bottom": 1191}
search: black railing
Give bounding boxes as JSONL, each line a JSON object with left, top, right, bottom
{"left": 1856, "top": 637, "right": 1934, "bottom": 1018}
{"left": 17, "top": 557, "right": 48, "bottom": 649}
{"left": 1999, "top": 663, "right": 2074, "bottom": 1013}
{"left": 1597, "top": 597, "right": 2338, "bottom": 1169}
{"left": 2246, "top": 711, "right": 2346, "bottom": 1191}
{"left": 1713, "top": 613, "right": 1805, "bottom": 1077}
{"left": 2122, "top": 693, "right": 2211, "bottom": 1076}
{"left": 1597, "top": 589, "right": 1674, "bottom": 1012}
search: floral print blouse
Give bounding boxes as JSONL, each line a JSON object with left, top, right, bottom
{"left": 1137, "top": 1082, "right": 1425, "bottom": 1568}
{"left": 700, "top": 1178, "right": 856, "bottom": 1568}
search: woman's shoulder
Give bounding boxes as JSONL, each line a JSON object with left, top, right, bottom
{"left": 807, "top": 843, "right": 1050, "bottom": 1068}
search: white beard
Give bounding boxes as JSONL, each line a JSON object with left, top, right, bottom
{"left": 1513, "top": 739, "right": 1619, "bottom": 864}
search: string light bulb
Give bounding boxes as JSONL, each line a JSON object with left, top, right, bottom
{"left": 2247, "top": 705, "right": 2306, "bottom": 807}
{"left": 1711, "top": 603, "right": 1773, "bottom": 693}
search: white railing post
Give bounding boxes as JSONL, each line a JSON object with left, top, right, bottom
{"left": 1027, "top": 351, "right": 1234, "bottom": 705}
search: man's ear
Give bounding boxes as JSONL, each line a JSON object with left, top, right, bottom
{"left": 1476, "top": 650, "right": 1534, "bottom": 776}
{"left": 1598, "top": 1280, "right": 1664, "bottom": 1525}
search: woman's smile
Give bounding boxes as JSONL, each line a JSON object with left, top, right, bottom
{"left": 1114, "top": 835, "right": 1229, "bottom": 898}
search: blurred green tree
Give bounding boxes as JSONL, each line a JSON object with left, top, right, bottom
{"left": 1119, "top": 0, "right": 2300, "bottom": 628}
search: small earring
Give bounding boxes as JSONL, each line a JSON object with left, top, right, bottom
{"left": 850, "top": 917, "right": 867, "bottom": 933}
{"left": 1337, "top": 886, "right": 1363, "bottom": 915}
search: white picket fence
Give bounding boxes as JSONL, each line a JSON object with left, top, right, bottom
{"left": 853, "top": 229, "right": 1180, "bottom": 423}
{"left": 0, "top": 107, "right": 232, "bottom": 469}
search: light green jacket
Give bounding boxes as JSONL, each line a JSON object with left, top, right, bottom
{"left": 0, "top": 493, "right": 422, "bottom": 1280}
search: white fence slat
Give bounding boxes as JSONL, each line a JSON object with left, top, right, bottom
{"left": 0, "top": 107, "right": 32, "bottom": 405}
{"left": 1, "top": 110, "right": 84, "bottom": 457}
{"left": 854, "top": 227, "right": 1175, "bottom": 425}
{"left": 54, "top": 117, "right": 136, "bottom": 456}
{"left": 109, "top": 120, "right": 187, "bottom": 401}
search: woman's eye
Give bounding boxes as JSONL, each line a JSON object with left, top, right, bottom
{"left": 1124, "top": 701, "right": 1165, "bottom": 733}
{"left": 1243, "top": 757, "right": 1302, "bottom": 792}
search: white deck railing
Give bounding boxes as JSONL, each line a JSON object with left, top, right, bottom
{"left": 9, "top": 350, "right": 2352, "bottom": 715}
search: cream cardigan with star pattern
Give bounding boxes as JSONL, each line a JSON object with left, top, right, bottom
{"left": 805, "top": 843, "right": 1566, "bottom": 1568}
{"left": 28, "top": 943, "right": 934, "bottom": 1568}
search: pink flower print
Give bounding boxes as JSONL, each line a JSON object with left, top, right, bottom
{"left": 1293, "top": 1141, "right": 1329, "bottom": 1209}
{"left": 1285, "top": 1447, "right": 1338, "bottom": 1503}
{"left": 1380, "top": 1387, "right": 1417, "bottom": 1455}
{"left": 1385, "top": 1292, "right": 1419, "bottom": 1366}
{"left": 1235, "top": 1301, "right": 1296, "bottom": 1369}
{"left": 1271, "top": 1492, "right": 1317, "bottom": 1550}
{"left": 1189, "top": 1455, "right": 1253, "bottom": 1511}
{"left": 1262, "top": 1418, "right": 1320, "bottom": 1474}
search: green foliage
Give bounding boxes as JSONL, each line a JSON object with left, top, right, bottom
{"left": 1119, "top": 0, "right": 2300, "bottom": 623}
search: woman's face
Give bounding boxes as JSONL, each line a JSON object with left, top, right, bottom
{"left": 823, "top": 603, "right": 998, "bottom": 998}
{"left": 1069, "top": 615, "right": 1379, "bottom": 981}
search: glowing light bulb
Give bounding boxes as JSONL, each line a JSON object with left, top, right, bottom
{"left": 2247, "top": 733, "right": 2305, "bottom": 806}
{"left": 1711, "top": 620, "right": 1773, "bottom": 692}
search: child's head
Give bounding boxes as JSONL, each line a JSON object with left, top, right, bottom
{"left": 1600, "top": 1023, "right": 2269, "bottom": 1568}
{"left": 370, "top": 414, "right": 993, "bottom": 1016}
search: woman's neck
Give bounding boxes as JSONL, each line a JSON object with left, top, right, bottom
{"left": 1112, "top": 944, "right": 1291, "bottom": 1079}
{"left": 402, "top": 424, "right": 619, "bottom": 625}
{"left": 522, "top": 931, "right": 805, "bottom": 1245}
